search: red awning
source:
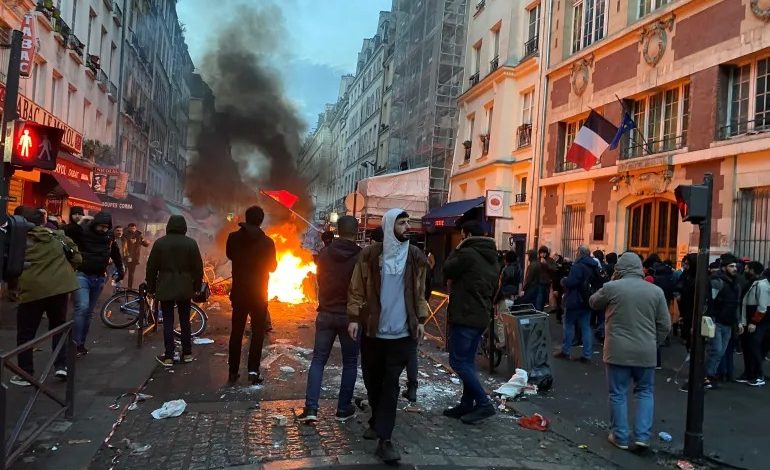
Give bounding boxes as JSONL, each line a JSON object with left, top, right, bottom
{"left": 51, "top": 173, "right": 102, "bottom": 211}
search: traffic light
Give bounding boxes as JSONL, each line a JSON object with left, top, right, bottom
{"left": 674, "top": 184, "right": 710, "bottom": 223}
{"left": 1, "top": 215, "right": 33, "bottom": 281}
{"left": 4, "top": 120, "right": 64, "bottom": 170}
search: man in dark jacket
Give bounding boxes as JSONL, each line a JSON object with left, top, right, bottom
{"left": 125, "top": 223, "right": 150, "bottom": 289}
{"left": 226, "top": 206, "right": 277, "bottom": 385}
{"left": 67, "top": 211, "right": 124, "bottom": 356}
{"left": 703, "top": 254, "right": 742, "bottom": 389}
{"left": 555, "top": 245, "right": 596, "bottom": 362}
{"left": 298, "top": 216, "right": 361, "bottom": 423}
{"left": 64, "top": 206, "right": 84, "bottom": 239}
{"left": 146, "top": 216, "right": 204, "bottom": 367}
{"left": 443, "top": 221, "right": 499, "bottom": 424}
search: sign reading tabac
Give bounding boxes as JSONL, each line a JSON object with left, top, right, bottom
{"left": 20, "top": 13, "right": 37, "bottom": 78}
{"left": 0, "top": 83, "right": 83, "bottom": 155}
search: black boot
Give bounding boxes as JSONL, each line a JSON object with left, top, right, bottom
{"left": 375, "top": 439, "right": 401, "bottom": 463}
{"left": 401, "top": 382, "right": 417, "bottom": 402}
{"left": 460, "top": 402, "right": 496, "bottom": 424}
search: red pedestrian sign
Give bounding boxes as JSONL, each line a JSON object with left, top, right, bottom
{"left": 4, "top": 120, "right": 64, "bottom": 170}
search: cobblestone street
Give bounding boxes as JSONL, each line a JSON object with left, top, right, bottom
{"left": 88, "top": 299, "right": 618, "bottom": 470}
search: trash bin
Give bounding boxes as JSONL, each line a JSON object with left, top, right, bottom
{"left": 500, "top": 305, "right": 553, "bottom": 390}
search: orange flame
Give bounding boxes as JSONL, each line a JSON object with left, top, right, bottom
{"left": 266, "top": 224, "right": 317, "bottom": 305}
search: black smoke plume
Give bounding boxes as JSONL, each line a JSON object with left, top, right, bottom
{"left": 185, "top": 3, "right": 312, "bottom": 222}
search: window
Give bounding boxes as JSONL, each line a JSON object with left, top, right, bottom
{"left": 557, "top": 118, "right": 585, "bottom": 172}
{"left": 66, "top": 86, "right": 75, "bottom": 125}
{"left": 521, "top": 91, "right": 534, "bottom": 125}
{"left": 639, "top": 0, "right": 670, "bottom": 18}
{"left": 70, "top": 0, "right": 78, "bottom": 30}
{"left": 734, "top": 187, "right": 770, "bottom": 262}
{"left": 473, "top": 43, "right": 481, "bottom": 73}
{"left": 51, "top": 73, "right": 61, "bottom": 116}
{"left": 491, "top": 25, "right": 500, "bottom": 70}
{"left": 723, "top": 57, "right": 770, "bottom": 138}
{"left": 623, "top": 82, "right": 690, "bottom": 158}
{"left": 86, "top": 10, "right": 94, "bottom": 53}
{"left": 517, "top": 91, "right": 534, "bottom": 148}
{"left": 571, "top": 0, "right": 607, "bottom": 54}
{"left": 515, "top": 176, "right": 528, "bottom": 203}
{"left": 525, "top": 5, "right": 540, "bottom": 56}
{"left": 561, "top": 205, "right": 586, "bottom": 258}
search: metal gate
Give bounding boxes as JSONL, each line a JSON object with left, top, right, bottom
{"left": 734, "top": 187, "right": 770, "bottom": 263}
{"left": 561, "top": 205, "right": 585, "bottom": 258}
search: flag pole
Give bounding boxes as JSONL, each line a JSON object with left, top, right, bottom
{"left": 258, "top": 189, "right": 323, "bottom": 233}
{"left": 615, "top": 94, "right": 652, "bottom": 156}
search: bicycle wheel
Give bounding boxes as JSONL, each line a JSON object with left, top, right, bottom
{"left": 173, "top": 304, "right": 208, "bottom": 338}
{"left": 101, "top": 290, "right": 142, "bottom": 328}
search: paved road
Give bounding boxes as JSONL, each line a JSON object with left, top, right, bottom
{"left": 89, "top": 299, "right": 620, "bottom": 470}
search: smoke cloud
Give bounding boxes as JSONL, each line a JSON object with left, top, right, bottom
{"left": 185, "top": 2, "right": 313, "bottom": 223}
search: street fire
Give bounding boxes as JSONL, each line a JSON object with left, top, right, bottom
{"left": 266, "top": 224, "right": 317, "bottom": 304}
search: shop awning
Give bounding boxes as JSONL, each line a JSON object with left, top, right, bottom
{"left": 422, "top": 196, "right": 485, "bottom": 229}
{"left": 51, "top": 173, "right": 102, "bottom": 211}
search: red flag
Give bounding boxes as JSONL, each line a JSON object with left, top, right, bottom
{"left": 263, "top": 189, "right": 299, "bottom": 209}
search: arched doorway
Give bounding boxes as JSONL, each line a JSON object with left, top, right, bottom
{"left": 627, "top": 199, "right": 679, "bottom": 262}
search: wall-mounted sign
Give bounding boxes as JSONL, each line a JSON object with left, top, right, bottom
{"left": 486, "top": 190, "right": 505, "bottom": 218}
{"left": 20, "top": 13, "right": 37, "bottom": 78}
{"left": 94, "top": 166, "right": 129, "bottom": 199}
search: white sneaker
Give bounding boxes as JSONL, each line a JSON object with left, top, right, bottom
{"left": 55, "top": 369, "right": 67, "bottom": 380}
{"left": 10, "top": 376, "right": 31, "bottom": 387}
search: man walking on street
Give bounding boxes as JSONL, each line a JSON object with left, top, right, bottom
{"left": 738, "top": 261, "right": 770, "bottom": 387}
{"left": 442, "top": 221, "right": 499, "bottom": 424}
{"left": 226, "top": 206, "right": 277, "bottom": 385}
{"left": 555, "top": 245, "right": 598, "bottom": 362}
{"left": 10, "top": 207, "right": 82, "bottom": 386}
{"left": 125, "top": 223, "right": 150, "bottom": 289}
{"left": 589, "top": 252, "right": 670, "bottom": 450}
{"left": 67, "top": 211, "right": 124, "bottom": 356}
{"left": 298, "top": 216, "right": 362, "bottom": 423}
{"left": 347, "top": 209, "right": 428, "bottom": 464}
{"left": 146, "top": 215, "right": 204, "bottom": 367}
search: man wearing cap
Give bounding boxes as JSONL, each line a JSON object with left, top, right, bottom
{"left": 703, "top": 254, "right": 743, "bottom": 389}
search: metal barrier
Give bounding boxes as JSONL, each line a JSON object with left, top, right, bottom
{"left": 0, "top": 320, "right": 75, "bottom": 469}
{"left": 424, "top": 291, "right": 449, "bottom": 349}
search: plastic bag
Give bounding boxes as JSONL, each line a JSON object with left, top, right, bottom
{"left": 494, "top": 368, "right": 528, "bottom": 397}
{"left": 151, "top": 399, "right": 187, "bottom": 419}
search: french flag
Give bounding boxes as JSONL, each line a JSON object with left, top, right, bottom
{"left": 566, "top": 111, "right": 619, "bottom": 171}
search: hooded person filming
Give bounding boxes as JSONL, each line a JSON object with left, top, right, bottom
{"left": 347, "top": 209, "right": 429, "bottom": 464}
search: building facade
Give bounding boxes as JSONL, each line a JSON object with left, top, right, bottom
{"left": 532, "top": 0, "right": 770, "bottom": 263}
{"left": 447, "top": 0, "right": 544, "bottom": 251}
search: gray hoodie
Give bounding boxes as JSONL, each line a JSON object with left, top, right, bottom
{"left": 589, "top": 252, "right": 671, "bottom": 368}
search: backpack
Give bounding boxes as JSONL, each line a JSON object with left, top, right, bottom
{"left": 579, "top": 263, "right": 603, "bottom": 303}
{"left": 652, "top": 265, "right": 676, "bottom": 301}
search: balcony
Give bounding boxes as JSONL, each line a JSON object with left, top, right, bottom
{"left": 379, "top": 123, "right": 390, "bottom": 134}
{"left": 490, "top": 56, "right": 499, "bottom": 72}
{"left": 474, "top": 0, "right": 486, "bottom": 15}
{"left": 517, "top": 123, "right": 532, "bottom": 149}
{"left": 68, "top": 34, "right": 85, "bottom": 62}
{"left": 620, "top": 134, "right": 686, "bottom": 160}
{"left": 468, "top": 72, "right": 480, "bottom": 87}
{"left": 108, "top": 81, "right": 118, "bottom": 101}
{"left": 36, "top": 0, "right": 57, "bottom": 21}
{"left": 524, "top": 36, "right": 539, "bottom": 58}
{"left": 719, "top": 117, "right": 770, "bottom": 140}
{"left": 52, "top": 17, "right": 72, "bottom": 47}
{"left": 86, "top": 54, "right": 100, "bottom": 76}
{"left": 480, "top": 133, "right": 490, "bottom": 155}
{"left": 556, "top": 159, "right": 578, "bottom": 173}
{"left": 97, "top": 69, "right": 109, "bottom": 91}
{"left": 515, "top": 193, "right": 527, "bottom": 204}
{"left": 462, "top": 141, "right": 472, "bottom": 163}
{"left": 113, "top": 2, "right": 123, "bottom": 26}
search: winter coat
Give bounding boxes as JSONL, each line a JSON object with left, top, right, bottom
{"left": 742, "top": 277, "right": 770, "bottom": 326}
{"left": 589, "top": 252, "right": 671, "bottom": 368}
{"left": 347, "top": 243, "right": 429, "bottom": 338}
{"left": 443, "top": 237, "right": 500, "bottom": 329}
{"left": 18, "top": 226, "right": 81, "bottom": 304}
{"left": 226, "top": 223, "right": 277, "bottom": 309}
{"left": 709, "top": 271, "right": 742, "bottom": 326}
{"left": 67, "top": 212, "right": 124, "bottom": 277}
{"left": 562, "top": 256, "right": 598, "bottom": 312}
{"left": 499, "top": 263, "right": 522, "bottom": 298}
{"left": 124, "top": 230, "right": 148, "bottom": 265}
{"left": 145, "top": 216, "right": 204, "bottom": 302}
{"left": 316, "top": 238, "right": 361, "bottom": 315}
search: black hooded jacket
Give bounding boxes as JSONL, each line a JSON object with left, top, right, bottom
{"left": 145, "top": 216, "right": 203, "bottom": 301}
{"left": 443, "top": 237, "right": 500, "bottom": 329}
{"left": 68, "top": 211, "right": 124, "bottom": 276}
{"left": 316, "top": 238, "right": 361, "bottom": 314}
{"left": 226, "top": 223, "right": 277, "bottom": 307}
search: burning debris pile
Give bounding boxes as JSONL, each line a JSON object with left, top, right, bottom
{"left": 266, "top": 223, "right": 317, "bottom": 304}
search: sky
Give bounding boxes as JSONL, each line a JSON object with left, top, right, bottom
{"left": 177, "top": 0, "right": 393, "bottom": 130}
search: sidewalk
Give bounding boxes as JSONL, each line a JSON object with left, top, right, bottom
{"left": 508, "top": 315, "right": 768, "bottom": 470}
{"left": 0, "top": 295, "right": 161, "bottom": 469}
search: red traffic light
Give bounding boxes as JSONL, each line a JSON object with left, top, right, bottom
{"left": 6, "top": 120, "right": 64, "bottom": 170}
{"left": 674, "top": 184, "right": 709, "bottom": 223}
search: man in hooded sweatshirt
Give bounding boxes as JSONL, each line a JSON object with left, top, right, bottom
{"left": 589, "top": 252, "right": 670, "bottom": 451}
{"left": 556, "top": 245, "right": 598, "bottom": 362}
{"left": 298, "top": 216, "right": 362, "bottom": 423}
{"left": 226, "top": 206, "right": 277, "bottom": 385}
{"left": 442, "top": 221, "right": 499, "bottom": 424}
{"left": 347, "top": 209, "right": 429, "bottom": 464}
{"left": 68, "top": 211, "right": 124, "bottom": 356}
{"left": 146, "top": 215, "right": 204, "bottom": 367}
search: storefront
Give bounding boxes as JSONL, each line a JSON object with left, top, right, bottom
{"left": 41, "top": 153, "right": 101, "bottom": 220}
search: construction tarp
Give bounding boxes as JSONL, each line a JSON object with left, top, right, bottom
{"left": 357, "top": 167, "right": 430, "bottom": 218}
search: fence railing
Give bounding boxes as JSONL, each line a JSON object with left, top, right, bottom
{"left": 0, "top": 321, "right": 75, "bottom": 469}
{"left": 718, "top": 118, "right": 770, "bottom": 140}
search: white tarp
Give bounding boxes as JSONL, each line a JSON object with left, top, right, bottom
{"left": 356, "top": 168, "right": 430, "bottom": 218}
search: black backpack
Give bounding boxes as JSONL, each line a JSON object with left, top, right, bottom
{"left": 579, "top": 263, "right": 603, "bottom": 303}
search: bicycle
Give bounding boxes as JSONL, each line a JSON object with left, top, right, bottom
{"left": 100, "top": 282, "right": 208, "bottom": 338}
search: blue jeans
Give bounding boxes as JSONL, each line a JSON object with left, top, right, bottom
{"left": 305, "top": 312, "right": 359, "bottom": 412}
{"left": 705, "top": 323, "right": 733, "bottom": 377}
{"left": 606, "top": 364, "right": 655, "bottom": 445}
{"left": 718, "top": 333, "right": 736, "bottom": 379}
{"left": 448, "top": 325, "right": 489, "bottom": 407}
{"left": 562, "top": 309, "right": 592, "bottom": 358}
{"left": 72, "top": 273, "right": 106, "bottom": 347}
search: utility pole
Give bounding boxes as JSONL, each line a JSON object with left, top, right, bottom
{"left": 0, "top": 30, "right": 23, "bottom": 281}
{"left": 679, "top": 173, "right": 714, "bottom": 458}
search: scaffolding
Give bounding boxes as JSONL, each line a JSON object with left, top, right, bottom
{"left": 388, "top": 0, "right": 469, "bottom": 209}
